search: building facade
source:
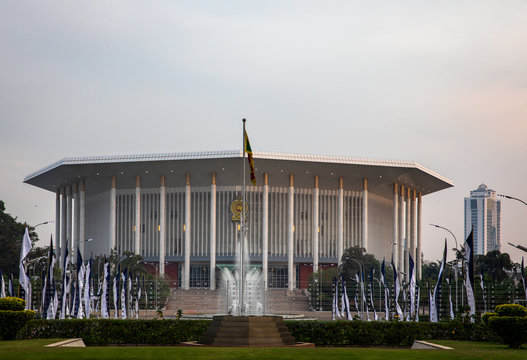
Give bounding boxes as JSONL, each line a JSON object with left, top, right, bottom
{"left": 24, "top": 150, "right": 453, "bottom": 289}
{"left": 464, "top": 184, "right": 501, "bottom": 255}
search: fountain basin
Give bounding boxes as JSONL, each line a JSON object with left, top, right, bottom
{"left": 199, "top": 315, "right": 297, "bottom": 346}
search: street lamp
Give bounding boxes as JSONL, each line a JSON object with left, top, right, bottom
{"left": 508, "top": 242, "right": 527, "bottom": 254}
{"left": 429, "top": 224, "right": 458, "bottom": 252}
{"left": 498, "top": 194, "right": 527, "bottom": 207}
{"left": 33, "top": 221, "right": 55, "bottom": 228}
{"left": 500, "top": 194, "right": 527, "bottom": 255}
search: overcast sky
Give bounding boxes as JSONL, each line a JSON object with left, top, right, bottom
{"left": 1, "top": 1, "right": 526, "bottom": 264}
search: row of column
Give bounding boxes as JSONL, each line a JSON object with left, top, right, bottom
{"left": 56, "top": 174, "right": 422, "bottom": 288}
{"left": 392, "top": 184, "right": 422, "bottom": 281}
{"left": 107, "top": 173, "right": 369, "bottom": 290}
{"left": 55, "top": 181, "right": 85, "bottom": 268}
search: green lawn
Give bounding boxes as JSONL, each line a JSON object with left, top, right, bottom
{"left": 0, "top": 339, "right": 526, "bottom": 360}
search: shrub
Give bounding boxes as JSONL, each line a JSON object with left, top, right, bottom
{"left": 17, "top": 318, "right": 498, "bottom": 346}
{"left": 0, "top": 297, "right": 26, "bottom": 311}
{"left": 18, "top": 319, "right": 210, "bottom": 345}
{"left": 488, "top": 316, "right": 527, "bottom": 349}
{"left": 481, "top": 312, "right": 497, "bottom": 326}
{"left": 495, "top": 304, "right": 527, "bottom": 317}
{"left": 486, "top": 304, "right": 527, "bottom": 348}
{"left": 285, "top": 320, "right": 497, "bottom": 346}
{"left": 0, "top": 310, "right": 35, "bottom": 340}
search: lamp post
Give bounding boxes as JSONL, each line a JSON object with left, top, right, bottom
{"left": 498, "top": 194, "right": 527, "bottom": 207}
{"left": 508, "top": 242, "right": 527, "bottom": 254}
{"left": 429, "top": 224, "right": 460, "bottom": 310}
{"left": 500, "top": 194, "right": 527, "bottom": 255}
{"left": 34, "top": 221, "right": 55, "bottom": 228}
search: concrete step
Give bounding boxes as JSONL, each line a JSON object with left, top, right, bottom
{"left": 164, "top": 288, "right": 311, "bottom": 313}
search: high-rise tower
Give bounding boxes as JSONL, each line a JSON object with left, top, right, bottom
{"left": 464, "top": 184, "right": 501, "bottom": 255}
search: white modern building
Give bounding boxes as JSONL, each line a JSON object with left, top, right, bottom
{"left": 464, "top": 184, "right": 501, "bottom": 255}
{"left": 24, "top": 150, "right": 453, "bottom": 289}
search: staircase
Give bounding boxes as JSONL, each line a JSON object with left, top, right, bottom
{"left": 199, "top": 316, "right": 296, "bottom": 346}
{"left": 164, "top": 288, "right": 310, "bottom": 315}
{"left": 265, "top": 289, "right": 310, "bottom": 314}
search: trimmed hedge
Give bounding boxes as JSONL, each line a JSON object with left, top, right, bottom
{"left": 0, "top": 310, "right": 36, "bottom": 340}
{"left": 488, "top": 316, "right": 527, "bottom": 348}
{"left": 17, "top": 319, "right": 210, "bottom": 345}
{"left": 17, "top": 318, "right": 498, "bottom": 346}
{"left": 0, "top": 297, "right": 26, "bottom": 311}
{"left": 486, "top": 304, "right": 527, "bottom": 348}
{"left": 286, "top": 320, "right": 498, "bottom": 346}
{"left": 495, "top": 304, "right": 527, "bottom": 317}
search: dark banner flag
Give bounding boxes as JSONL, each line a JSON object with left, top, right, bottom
{"left": 60, "top": 246, "right": 70, "bottom": 319}
{"left": 101, "top": 258, "right": 110, "bottom": 319}
{"left": 340, "top": 275, "right": 352, "bottom": 320}
{"left": 331, "top": 277, "right": 339, "bottom": 320}
{"left": 464, "top": 230, "right": 476, "bottom": 320}
{"left": 75, "top": 249, "right": 85, "bottom": 318}
{"left": 381, "top": 258, "right": 389, "bottom": 320}
{"left": 431, "top": 239, "right": 447, "bottom": 322}
{"left": 522, "top": 257, "right": 527, "bottom": 301}
{"left": 408, "top": 254, "right": 416, "bottom": 320}
{"left": 43, "top": 237, "right": 54, "bottom": 319}
{"left": 480, "top": 268, "right": 487, "bottom": 313}
{"left": 391, "top": 255, "right": 403, "bottom": 319}
{"left": 114, "top": 264, "right": 120, "bottom": 319}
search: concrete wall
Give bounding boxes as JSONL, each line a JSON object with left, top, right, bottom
{"left": 367, "top": 192, "right": 393, "bottom": 262}
{"left": 84, "top": 186, "right": 111, "bottom": 257}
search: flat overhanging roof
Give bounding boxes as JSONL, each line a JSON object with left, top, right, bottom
{"left": 24, "top": 150, "right": 453, "bottom": 197}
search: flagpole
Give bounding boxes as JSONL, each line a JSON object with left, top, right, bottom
{"left": 241, "top": 118, "right": 246, "bottom": 316}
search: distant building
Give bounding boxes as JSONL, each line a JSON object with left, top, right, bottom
{"left": 464, "top": 184, "right": 501, "bottom": 255}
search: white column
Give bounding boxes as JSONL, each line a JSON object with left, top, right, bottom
{"left": 66, "top": 185, "right": 73, "bottom": 263}
{"left": 209, "top": 173, "right": 217, "bottom": 290}
{"left": 108, "top": 177, "right": 116, "bottom": 253}
{"left": 262, "top": 173, "right": 269, "bottom": 290}
{"left": 184, "top": 173, "right": 191, "bottom": 290}
{"left": 79, "top": 181, "right": 85, "bottom": 259}
{"left": 61, "top": 187, "right": 67, "bottom": 263}
{"left": 159, "top": 175, "right": 166, "bottom": 276}
{"left": 55, "top": 190, "right": 62, "bottom": 267}
{"left": 73, "top": 183, "right": 79, "bottom": 258}
{"left": 397, "top": 185, "right": 405, "bottom": 272}
{"left": 404, "top": 188, "right": 411, "bottom": 281}
{"left": 337, "top": 177, "right": 344, "bottom": 265}
{"left": 135, "top": 176, "right": 141, "bottom": 255}
{"left": 392, "top": 183, "right": 399, "bottom": 266}
{"left": 417, "top": 193, "right": 422, "bottom": 281}
{"left": 288, "top": 174, "right": 295, "bottom": 290}
{"left": 410, "top": 190, "right": 417, "bottom": 270}
{"left": 312, "top": 176, "right": 319, "bottom": 273}
{"left": 362, "top": 178, "right": 368, "bottom": 251}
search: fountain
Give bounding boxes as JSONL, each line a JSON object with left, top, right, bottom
{"left": 199, "top": 232, "right": 296, "bottom": 346}
{"left": 220, "top": 236, "right": 265, "bottom": 316}
{"left": 199, "top": 119, "right": 300, "bottom": 346}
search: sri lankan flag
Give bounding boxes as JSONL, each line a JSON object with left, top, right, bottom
{"left": 244, "top": 129, "right": 256, "bottom": 185}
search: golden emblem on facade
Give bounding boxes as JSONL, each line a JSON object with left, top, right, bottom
{"left": 230, "top": 196, "right": 248, "bottom": 221}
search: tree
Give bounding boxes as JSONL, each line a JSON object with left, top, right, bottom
{"left": 338, "top": 246, "right": 380, "bottom": 280}
{"left": 421, "top": 260, "right": 440, "bottom": 282}
{"left": 476, "top": 250, "right": 513, "bottom": 282}
{"left": 0, "top": 200, "right": 39, "bottom": 277}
